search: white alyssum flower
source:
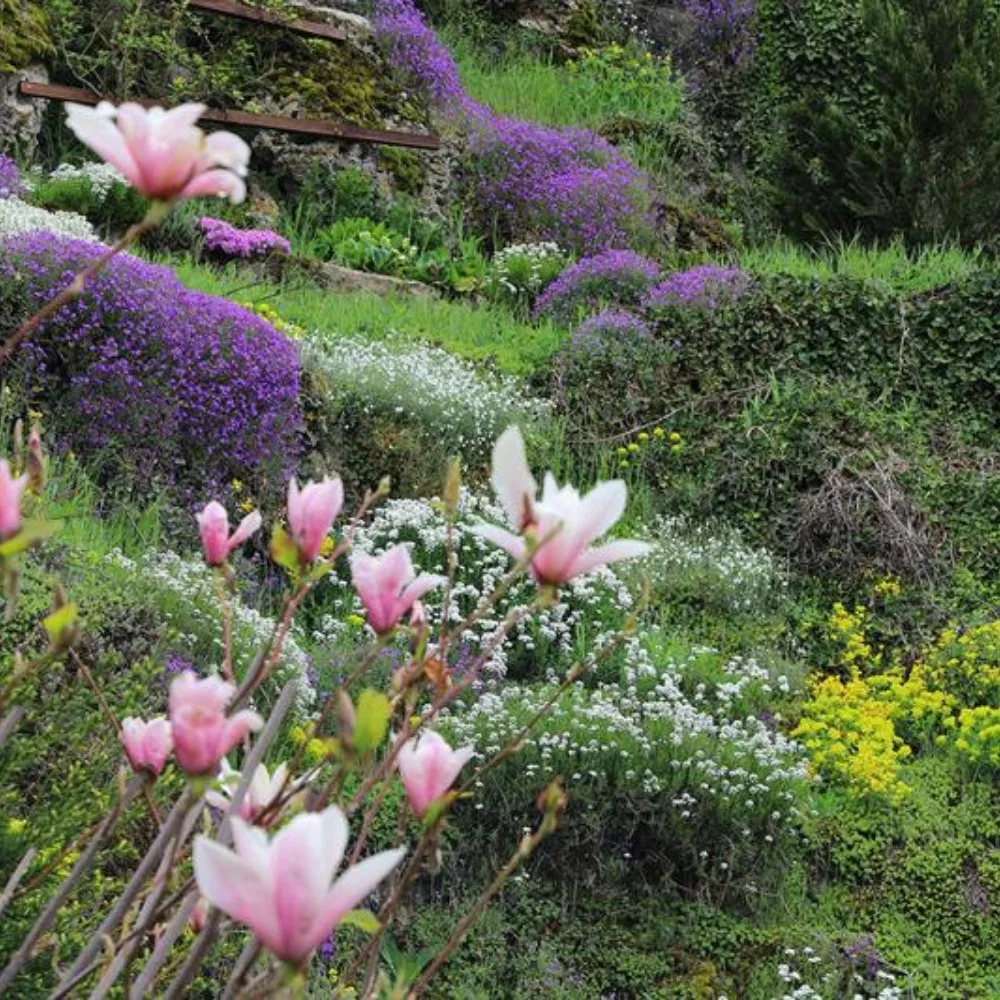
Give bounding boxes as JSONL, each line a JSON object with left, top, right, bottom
{"left": 0, "top": 196, "right": 97, "bottom": 241}
{"left": 49, "top": 161, "right": 128, "bottom": 201}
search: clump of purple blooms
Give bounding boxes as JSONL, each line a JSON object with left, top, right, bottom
{"left": 566, "top": 309, "right": 652, "bottom": 358}
{"left": 644, "top": 264, "right": 751, "bottom": 310}
{"left": 199, "top": 217, "right": 291, "bottom": 259}
{"left": 372, "top": 0, "right": 651, "bottom": 253}
{"left": 1, "top": 232, "right": 302, "bottom": 499}
{"left": 0, "top": 154, "right": 24, "bottom": 200}
{"left": 680, "top": 0, "right": 758, "bottom": 71}
{"left": 532, "top": 249, "right": 661, "bottom": 323}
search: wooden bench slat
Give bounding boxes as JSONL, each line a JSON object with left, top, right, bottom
{"left": 19, "top": 81, "right": 442, "bottom": 151}
{"left": 188, "top": 0, "right": 348, "bottom": 42}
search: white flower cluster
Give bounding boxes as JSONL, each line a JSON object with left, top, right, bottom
{"left": 105, "top": 549, "right": 315, "bottom": 713}
{"left": 301, "top": 333, "right": 549, "bottom": 462}
{"left": 0, "top": 197, "right": 97, "bottom": 242}
{"left": 48, "top": 161, "right": 128, "bottom": 201}
{"left": 642, "top": 515, "right": 786, "bottom": 614}
{"left": 774, "top": 946, "right": 905, "bottom": 1000}
{"left": 488, "top": 241, "right": 567, "bottom": 298}
{"left": 315, "top": 489, "right": 634, "bottom": 687}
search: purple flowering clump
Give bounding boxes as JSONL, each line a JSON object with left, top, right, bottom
{"left": 0, "top": 154, "right": 24, "bottom": 200}
{"left": 372, "top": 0, "right": 651, "bottom": 254}
{"left": 1, "top": 232, "right": 302, "bottom": 499}
{"left": 566, "top": 309, "right": 652, "bottom": 359}
{"left": 199, "top": 217, "right": 291, "bottom": 259}
{"left": 532, "top": 249, "right": 661, "bottom": 323}
{"left": 644, "top": 264, "right": 750, "bottom": 311}
{"left": 680, "top": 0, "right": 758, "bottom": 71}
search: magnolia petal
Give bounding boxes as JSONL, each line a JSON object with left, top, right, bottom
{"left": 398, "top": 573, "right": 447, "bottom": 609}
{"left": 569, "top": 539, "right": 652, "bottom": 577}
{"left": 179, "top": 168, "right": 246, "bottom": 204}
{"left": 193, "top": 836, "right": 280, "bottom": 949}
{"left": 304, "top": 847, "right": 406, "bottom": 954}
{"left": 491, "top": 426, "right": 536, "bottom": 530}
{"left": 228, "top": 509, "right": 262, "bottom": 550}
{"left": 270, "top": 813, "right": 328, "bottom": 961}
{"left": 65, "top": 104, "right": 142, "bottom": 188}
{"left": 202, "top": 130, "right": 250, "bottom": 173}
{"left": 471, "top": 523, "right": 527, "bottom": 562}
{"left": 577, "top": 480, "right": 628, "bottom": 543}
{"left": 160, "top": 102, "right": 208, "bottom": 131}
{"left": 220, "top": 709, "right": 264, "bottom": 756}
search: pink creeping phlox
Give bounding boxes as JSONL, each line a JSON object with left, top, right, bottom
{"left": 287, "top": 476, "right": 343, "bottom": 564}
{"left": 350, "top": 544, "right": 446, "bottom": 634}
{"left": 397, "top": 730, "right": 474, "bottom": 817}
{"left": 193, "top": 806, "right": 405, "bottom": 966}
{"left": 475, "top": 426, "right": 650, "bottom": 587}
{"left": 120, "top": 717, "right": 173, "bottom": 777}
{"left": 0, "top": 460, "right": 27, "bottom": 541}
{"left": 196, "top": 501, "right": 262, "bottom": 567}
{"left": 168, "top": 671, "right": 263, "bottom": 777}
{"left": 64, "top": 102, "right": 249, "bottom": 204}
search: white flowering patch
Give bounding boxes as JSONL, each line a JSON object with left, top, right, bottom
{"left": 0, "top": 196, "right": 97, "bottom": 241}
{"left": 106, "top": 549, "right": 315, "bottom": 714}
{"left": 772, "top": 945, "right": 906, "bottom": 1000}
{"left": 639, "top": 515, "right": 787, "bottom": 614}
{"left": 488, "top": 241, "right": 567, "bottom": 298}
{"left": 301, "top": 333, "right": 550, "bottom": 463}
{"left": 48, "top": 161, "right": 128, "bottom": 201}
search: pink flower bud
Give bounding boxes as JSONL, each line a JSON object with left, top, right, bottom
{"left": 193, "top": 806, "right": 404, "bottom": 966}
{"left": 350, "top": 545, "right": 445, "bottom": 635}
{"left": 195, "top": 502, "right": 262, "bottom": 566}
{"left": 287, "top": 476, "right": 343, "bottom": 564}
{"left": 0, "top": 459, "right": 28, "bottom": 541}
{"left": 121, "top": 717, "right": 173, "bottom": 777}
{"left": 397, "top": 730, "right": 474, "bottom": 817}
{"left": 190, "top": 896, "right": 210, "bottom": 933}
{"left": 64, "top": 101, "right": 249, "bottom": 204}
{"left": 168, "top": 671, "right": 263, "bottom": 777}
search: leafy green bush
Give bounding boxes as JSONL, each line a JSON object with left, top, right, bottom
{"left": 311, "top": 218, "right": 419, "bottom": 275}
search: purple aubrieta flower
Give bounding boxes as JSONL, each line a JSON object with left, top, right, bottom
{"left": 199, "top": 217, "right": 290, "bottom": 259}
{"left": 0, "top": 232, "right": 302, "bottom": 498}
{"left": 371, "top": 0, "right": 652, "bottom": 254}
{"left": 0, "top": 154, "right": 24, "bottom": 200}
{"left": 566, "top": 309, "right": 652, "bottom": 359}
{"left": 532, "top": 250, "right": 661, "bottom": 322}
{"left": 643, "top": 264, "right": 751, "bottom": 311}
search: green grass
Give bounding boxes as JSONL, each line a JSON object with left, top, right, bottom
{"left": 740, "top": 236, "right": 989, "bottom": 293}
{"left": 446, "top": 34, "right": 684, "bottom": 131}
{"left": 168, "top": 259, "right": 566, "bottom": 377}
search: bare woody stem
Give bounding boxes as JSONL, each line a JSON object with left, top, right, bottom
{"left": 0, "top": 772, "right": 148, "bottom": 993}
{"left": 0, "top": 208, "right": 167, "bottom": 368}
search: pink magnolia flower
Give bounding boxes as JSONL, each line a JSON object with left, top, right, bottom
{"left": 169, "top": 671, "right": 263, "bottom": 777}
{"left": 196, "top": 501, "right": 262, "bottom": 566}
{"left": 475, "top": 426, "right": 650, "bottom": 587}
{"left": 121, "top": 717, "right": 173, "bottom": 776}
{"left": 287, "top": 476, "right": 343, "bottom": 563}
{"left": 193, "top": 806, "right": 405, "bottom": 966}
{"left": 64, "top": 101, "right": 250, "bottom": 204}
{"left": 0, "top": 460, "right": 27, "bottom": 541}
{"left": 206, "top": 758, "right": 298, "bottom": 825}
{"left": 397, "top": 731, "right": 474, "bottom": 817}
{"left": 350, "top": 545, "right": 446, "bottom": 634}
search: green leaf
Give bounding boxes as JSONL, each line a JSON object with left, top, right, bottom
{"left": 269, "top": 524, "right": 299, "bottom": 576}
{"left": 340, "top": 908, "right": 381, "bottom": 934}
{"left": 353, "top": 690, "right": 391, "bottom": 753}
{"left": 0, "top": 519, "right": 59, "bottom": 558}
{"left": 42, "top": 602, "right": 78, "bottom": 646}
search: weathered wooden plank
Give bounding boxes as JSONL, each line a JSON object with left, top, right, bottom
{"left": 188, "top": 0, "right": 348, "bottom": 42}
{"left": 19, "top": 81, "right": 442, "bottom": 151}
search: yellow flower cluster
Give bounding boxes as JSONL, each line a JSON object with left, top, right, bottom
{"left": 921, "top": 619, "right": 1000, "bottom": 709}
{"left": 230, "top": 477, "right": 257, "bottom": 515}
{"left": 827, "top": 602, "right": 878, "bottom": 669}
{"left": 238, "top": 300, "right": 305, "bottom": 340}
{"left": 614, "top": 427, "right": 682, "bottom": 470}
{"left": 873, "top": 575, "right": 902, "bottom": 599}
{"left": 290, "top": 723, "right": 336, "bottom": 765}
{"left": 950, "top": 706, "right": 1000, "bottom": 765}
